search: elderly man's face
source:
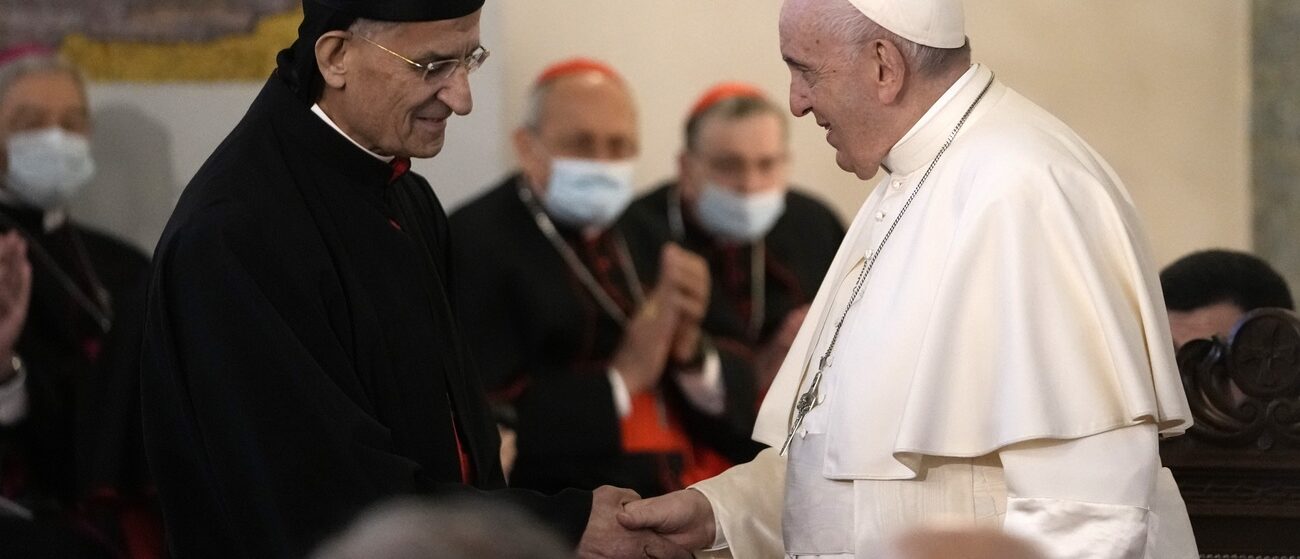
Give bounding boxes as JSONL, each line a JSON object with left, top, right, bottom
{"left": 681, "top": 112, "right": 789, "bottom": 202}
{"left": 0, "top": 69, "right": 89, "bottom": 175}
{"left": 779, "top": 0, "right": 891, "bottom": 179}
{"left": 514, "top": 73, "right": 638, "bottom": 193}
{"left": 333, "top": 12, "right": 480, "bottom": 159}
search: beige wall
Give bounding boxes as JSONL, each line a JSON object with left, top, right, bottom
{"left": 497, "top": 0, "right": 1252, "bottom": 267}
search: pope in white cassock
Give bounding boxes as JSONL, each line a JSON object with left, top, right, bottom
{"left": 618, "top": 0, "right": 1199, "bottom": 557}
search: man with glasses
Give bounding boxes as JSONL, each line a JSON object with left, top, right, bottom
{"left": 139, "top": 2, "right": 684, "bottom": 558}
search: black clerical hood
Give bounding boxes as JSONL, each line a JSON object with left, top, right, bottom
{"left": 276, "top": 0, "right": 485, "bottom": 103}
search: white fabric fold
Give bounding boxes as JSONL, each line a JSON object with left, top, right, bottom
{"left": 1003, "top": 498, "right": 1148, "bottom": 559}
{"left": 674, "top": 349, "right": 726, "bottom": 416}
{"left": 752, "top": 64, "right": 1191, "bottom": 481}
{"left": 0, "top": 366, "right": 28, "bottom": 426}
{"left": 693, "top": 447, "right": 787, "bottom": 559}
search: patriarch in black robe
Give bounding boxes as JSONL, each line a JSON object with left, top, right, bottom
{"left": 139, "top": 4, "right": 683, "bottom": 558}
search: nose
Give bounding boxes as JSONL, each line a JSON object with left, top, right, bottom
{"left": 437, "top": 65, "right": 474, "bottom": 116}
{"left": 788, "top": 76, "right": 812, "bottom": 118}
{"left": 737, "top": 166, "right": 766, "bottom": 194}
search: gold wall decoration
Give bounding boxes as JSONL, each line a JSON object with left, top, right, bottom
{"left": 59, "top": 9, "right": 301, "bottom": 82}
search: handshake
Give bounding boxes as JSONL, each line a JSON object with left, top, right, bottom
{"left": 577, "top": 486, "right": 718, "bottom": 559}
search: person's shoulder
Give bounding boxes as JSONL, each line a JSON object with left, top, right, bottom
{"left": 449, "top": 175, "right": 526, "bottom": 231}
{"left": 784, "top": 188, "right": 841, "bottom": 224}
{"left": 630, "top": 181, "right": 673, "bottom": 216}
{"left": 69, "top": 223, "right": 149, "bottom": 269}
{"left": 952, "top": 95, "right": 1117, "bottom": 205}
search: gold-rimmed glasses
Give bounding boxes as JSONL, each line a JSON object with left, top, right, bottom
{"left": 355, "top": 34, "right": 490, "bottom": 82}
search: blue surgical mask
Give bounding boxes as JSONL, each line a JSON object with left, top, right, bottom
{"left": 694, "top": 182, "right": 786, "bottom": 243}
{"left": 542, "top": 157, "right": 636, "bottom": 229}
{"left": 4, "top": 127, "right": 95, "bottom": 210}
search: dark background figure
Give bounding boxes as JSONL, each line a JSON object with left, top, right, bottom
{"left": 136, "top": 2, "right": 683, "bottom": 558}
{"left": 451, "top": 59, "right": 759, "bottom": 500}
{"left": 0, "top": 45, "right": 160, "bottom": 559}
{"left": 1160, "top": 248, "right": 1295, "bottom": 348}
{"left": 630, "top": 83, "right": 844, "bottom": 397}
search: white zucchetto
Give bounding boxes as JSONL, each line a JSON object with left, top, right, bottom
{"left": 847, "top": 0, "right": 966, "bottom": 48}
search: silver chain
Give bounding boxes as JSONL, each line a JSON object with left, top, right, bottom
{"left": 517, "top": 183, "right": 645, "bottom": 325}
{"left": 781, "top": 74, "right": 995, "bottom": 455}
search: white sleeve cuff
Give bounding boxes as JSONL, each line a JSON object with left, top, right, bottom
{"left": 607, "top": 367, "right": 632, "bottom": 419}
{"left": 0, "top": 366, "right": 29, "bottom": 426}
{"left": 1004, "top": 497, "right": 1149, "bottom": 559}
{"left": 999, "top": 424, "right": 1159, "bottom": 558}
{"left": 674, "top": 349, "right": 726, "bottom": 416}
{"left": 706, "top": 507, "right": 729, "bottom": 551}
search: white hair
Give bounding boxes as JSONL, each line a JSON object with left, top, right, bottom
{"left": 817, "top": 0, "right": 970, "bottom": 77}
{"left": 347, "top": 17, "right": 399, "bottom": 39}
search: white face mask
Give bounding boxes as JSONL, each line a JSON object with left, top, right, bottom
{"left": 694, "top": 182, "right": 786, "bottom": 243}
{"left": 4, "top": 127, "right": 95, "bottom": 210}
{"left": 541, "top": 157, "right": 636, "bottom": 229}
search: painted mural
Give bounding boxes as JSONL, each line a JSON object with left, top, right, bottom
{"left": 0, "top": 0, "right": 302, "bottom": 81}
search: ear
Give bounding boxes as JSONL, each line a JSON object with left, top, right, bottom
{"left": 676, "top": 151, "right": 691, "bottom": 185}
{"left": 315, "top": 30, "right": 353, "bottom": 90}
{"left": 513, "top": 127, "right": 548, "bottom": 194}
{"left": 872, "top": 39, "right": 908, "bottom": 105}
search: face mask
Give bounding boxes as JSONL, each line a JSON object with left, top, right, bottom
{"left": 4, "top": 127, "right": 95, "bottom": 210}
{"left": 694, "top": 182, "right": 786, "bottom": 243}
{"left": 541, "top": 157, "right": 636, "bottom": 228}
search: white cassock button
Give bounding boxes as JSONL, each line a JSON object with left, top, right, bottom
{"left": 866, "top": 249, "right": 876, "bottom": 259}
{"left": 875, "top": 211, "right": 887, "bottom": 221}
{"left": 890, "top": 179, "right": 903, "bottom": 190}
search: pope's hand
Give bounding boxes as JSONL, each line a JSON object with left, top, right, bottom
{"left": 617, "top": 489, "right": 717, "bottom": 551}
{"left": 577, "top": 486, "right": 691, "bottom": 559}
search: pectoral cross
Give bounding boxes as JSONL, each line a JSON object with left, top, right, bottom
{"left": 780, "top": 355, "right": 828, "bottom": 455}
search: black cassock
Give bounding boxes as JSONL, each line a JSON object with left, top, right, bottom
{"left": 139, "top": 76, "right": 589, "bottom": 559}
{"left": 629, "top": 183, "right": 845, "bottom": 395}
{"left": 0, "top": 203, "right": 153, "bottom": 558}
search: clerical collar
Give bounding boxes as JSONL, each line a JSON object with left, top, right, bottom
{"left": 310, "top": 104, "right": 395, "bottom": 164}
{"left": 0, "top": 190, "right": 67, "bottom": 232}
{"left": 882, "top": 63, "right": 990, "bottom": 176}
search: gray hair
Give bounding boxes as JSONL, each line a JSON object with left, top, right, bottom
{"left": 820, "top": 0, "right": 970, "bottom": 78}
{"left": 521, "top": 84, "right": 550, "bottom": 131}
{"left": 0, "top": 51, "right": 86, "bottom": 109}
{"left": 685, "top": 95, "right": 789, "bottom": 152}
{"left": 312, "top": 498, "right": 571, "bottom": 559}
{"left": 347, "top": 17, "right": 399, "bottom": 39}
{"left": 521, "top": 71, "right": 632, "bottom": 132}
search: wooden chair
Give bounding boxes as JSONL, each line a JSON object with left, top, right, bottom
{"left": 1161, "top": 308, "right": 1300, "bottom": 558}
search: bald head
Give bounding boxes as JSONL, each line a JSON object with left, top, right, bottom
{"left": 513, "top": 69, "right": 638, "bottom": 193}
{"left": 886, "top": 527, "right": 1045, "bottom": 559}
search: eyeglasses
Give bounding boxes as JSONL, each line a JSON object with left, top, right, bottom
{"left": 355, "top": 34, "right": 490, "bottom": 82}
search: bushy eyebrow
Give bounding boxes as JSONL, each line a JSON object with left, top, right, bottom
{"left": 411, "top": 42, "right": 481, "bottom": 64}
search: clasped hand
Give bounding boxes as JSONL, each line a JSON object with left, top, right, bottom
{"left": 578, "top": 486, "right": 717, "bottom": 559}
